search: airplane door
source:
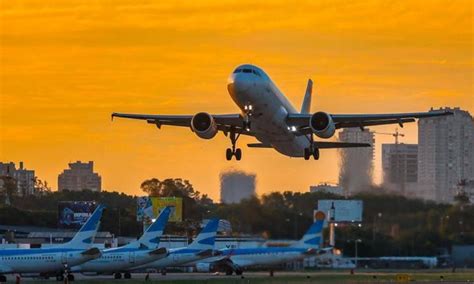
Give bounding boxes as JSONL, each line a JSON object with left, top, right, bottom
{"left": 129, "top": 252, "right": 136, "bottom": 264}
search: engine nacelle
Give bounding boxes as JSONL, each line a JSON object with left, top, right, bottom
{"left": 310, "top": 111, "right": 336, "bottom": 139}
{"left": 195, "top": 262, "right": 212, "bottom": 272}
{"left": 191, "top": 112, "right": 218, "bottom": 139}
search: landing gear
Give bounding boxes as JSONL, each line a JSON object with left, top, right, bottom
{"left": 124, "top": 272, "right": 131, "bottom": 279}
{"left": 225, "top": 268, "right": 233, "bottom": 275}
{"left": 304, "top": 147, "right": 320, "bottom": 160}
{"left": 161, "top": 269, "right": 167, "bottom": 276}
{"left": 304, "top": 135, "right": 320, "bottom": 160}
{"left": 114, "top": 272, "right": 122, "bottom": 279}
{"left": 0, "top": 275, "right": 6, "bottom": 283}
{"left": 226, "top": 130, "right": 242, "bottom": 161}
{"left": 56, "top": 274, "right": 64, "bottom": 281}
{"left": 67, "top": 274, "right": 75, "bottom": 282}
{"left": 235, "top": 269, "right": 243, "bottom": 276}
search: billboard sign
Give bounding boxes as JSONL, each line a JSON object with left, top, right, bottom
{"left": 316, "top": 199, "right": 363, "bottom": 223}
{"left": 58, "top": 201, "right": 97, "bottom": 229}
{"left": 137, "top": 196, "right": 183, "bottom": 222}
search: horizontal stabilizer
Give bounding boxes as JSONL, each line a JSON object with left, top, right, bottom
{"left": 304, "top": 248, "right": 318, "bottom": 256}
{"left": 81, "top": 247, "right": 101, "bottom": 257}
{"left": 314, "top": 142, "right": 371, "bottom": 149}
{"left": 149, "top": 247, "right": 168, "bottom": 256}
{"left": 247, "top": 143, "right": 272, "bottom": 148}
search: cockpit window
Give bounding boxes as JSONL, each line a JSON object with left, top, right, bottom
{"left": 235, "top": 68, "right": 262, "bottom": 77}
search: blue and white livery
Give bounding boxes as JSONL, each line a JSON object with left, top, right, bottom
{"left": 130, "top": 218, "right": 220, "bottom": 273}
{"left": 0, "top": 205, "right": 105, "bottom": 281}
{"left": 71, "top": 206, "right": 172, "bottom": 279}
{"left": 195, "top": 213, "right": 327, "bottom": 275}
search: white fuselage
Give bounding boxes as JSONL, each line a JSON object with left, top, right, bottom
{"left": 130, "top": 248, "right": 205, "bottom": 270}
{"left": 0, "top": 248, "right": 97, "bottom": 274}
{"left": 227, "top": 65, "right": 310, "bottom": 157}
{"left": 196, "top": 247, "right": 308, "bottom": 270}
{"left": 71, "top": 247, "right": 163, "bottom": 274}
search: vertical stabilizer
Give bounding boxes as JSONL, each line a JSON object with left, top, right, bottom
{"left": 128, "top": 206, "right": 172, "bottom": 249}
{"left": 293, "top": 211, "right": 325, "bottom": 249}
{"left": 59, "top": 204, "right": 105, "bottom": 249}
{"left": 187, "top": 218, "right": 220, "bottom": 250}
{"left": 300, "top": 79, "right": 313, "bottom": 114}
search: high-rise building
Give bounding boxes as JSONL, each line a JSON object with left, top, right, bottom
{"left": 382, "top": 144, "right": 418, "bottom": 196}
{"left": 0, "top": 161, "right": 35, "bottom": 195}
{"left": 58, "top": 161, "right": 101, "bottom": 192}
{"left": 418, "top": 107, "right": 474, "bottom": 202}
{"left": 220, "top": 170, "right": 256, "bottom": 204}
{"left": 338, "top": 128, "right": 375, "bottom": 195}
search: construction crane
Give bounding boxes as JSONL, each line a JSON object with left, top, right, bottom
{"left": 373, "top": 128, "right": 405, "bottom": 144}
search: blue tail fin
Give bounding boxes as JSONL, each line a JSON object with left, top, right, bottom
{"left": 59, "top": 204, "right": 105, "bottom": 249}
{"left": 128, "top": 206, "right": 172, "bottom": 249}
{"left": 293, "top": 211, "right": 325, "bottom": 249}
{"left": 187, "top": 219, "right": 219, "bottom": 250}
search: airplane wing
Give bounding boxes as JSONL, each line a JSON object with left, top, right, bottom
{"left": 111, "top": 113, "right": 252, "bottom": 135}
{"left": 81, "top": 247, "right": 102, "bottom": 257}
{"left": 148, "top": 247, "right": 168, "bottom": 257}
{"left": 287, "top": 109, "right": 452, "bottom": 133}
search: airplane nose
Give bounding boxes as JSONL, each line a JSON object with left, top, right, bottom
{"left": 227, "top": 73, "right": 251, "bottom": 94}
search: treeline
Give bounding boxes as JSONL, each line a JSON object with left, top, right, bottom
{"left": 1, "top": 178, "right": 472, "bottom": 257}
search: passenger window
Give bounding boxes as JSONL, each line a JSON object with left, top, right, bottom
{"left": 242, "top": 69, "right": 252, "bottom": 73}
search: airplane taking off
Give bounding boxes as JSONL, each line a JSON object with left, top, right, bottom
{"left": 112, "top": 64, "right": 452, "bottom": 161}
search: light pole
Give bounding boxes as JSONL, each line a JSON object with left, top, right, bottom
{"left": 372, "top": 212, "right": 382, "bottom": 241}
{"left": 348, "top": 239, "right": 362, "bottom": 268}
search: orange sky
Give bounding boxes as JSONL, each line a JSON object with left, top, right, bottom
{"left": 1, "top": 0, "right": 472, "bottom": 200}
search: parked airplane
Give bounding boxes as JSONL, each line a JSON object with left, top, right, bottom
{"left": 129, "top": 218, "right": 220, "bottom": 274}
{"left": 112, "top": 64, "right": 451, "bottom": 160}
{"left": 194, "top": 211, "right": 327, "bottom": 275}
{"left": 71, "top": 206, "right": 172, "bottom": 279}
{"left": 0, "top": 205, "right": 105, "bottom": 282}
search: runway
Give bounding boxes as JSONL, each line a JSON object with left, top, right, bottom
{"left": 4, "top": 270, "right": 474, "bottom": 283}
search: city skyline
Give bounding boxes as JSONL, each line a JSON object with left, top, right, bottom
{"left": 1, "top": 0, "right": 472, "bottom": 200}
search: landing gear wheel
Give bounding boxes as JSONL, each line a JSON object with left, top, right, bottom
{"left": 114, "top": 272, "right": 122, "bottom": 279}
{"left": 225, "top": 269, "right": 233, "bottom": 275}
{"left": 235, "top": 148, "right": 242, "bottom": 160}
{"left": 161, "top": 269, "right": 167, "bottom": 276}
{"left": 235, "top": 269, "right": 243, "bottom": 276}
{"left": 124, "top": 272, "right": 131, "bottom": 279}
{"left": 312, "top": 148, "right": 320, "bottom": 160}
{"left": 226, "top": 130, "right": 243, "bottom": 161}
{"left": 67, "top": 274, "right": 75, "bottom": 282}
{"left": 226, "top": 148, "right": 233, "bottom": 161}
{"left": 0, "top": 275, "right": 6, "bottom": 282}
{"left": 304, "top": 148, "right": 311, "bottom": 160}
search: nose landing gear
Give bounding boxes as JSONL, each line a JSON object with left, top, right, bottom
{"left": 226, "top": 131, "right": 242, "bottom": 161}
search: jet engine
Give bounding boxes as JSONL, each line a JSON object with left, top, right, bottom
{"left": 310, "top": 111, "right": 336, "bottom": 139}
{"left": 191, "top": 112, "right": 218, "bottom": 139}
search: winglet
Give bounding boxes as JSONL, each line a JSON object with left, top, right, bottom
{"left": 300, "top": 79, "right": 313, "bottom": 114}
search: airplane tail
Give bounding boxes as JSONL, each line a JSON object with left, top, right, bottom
{"left": 300, "top": 79, "right": 313, "bottom": 114}
{"left": 187, "top": 218, "right": 220, "bottom": 251}
{"left": 58, "top": 204, "right": 105, "bottom": 249}
{"left": 128, "top": 206, "right": 172, "bottom": 249}
{"left": 293, "top": 211, "right": 325, "bottom": 249}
